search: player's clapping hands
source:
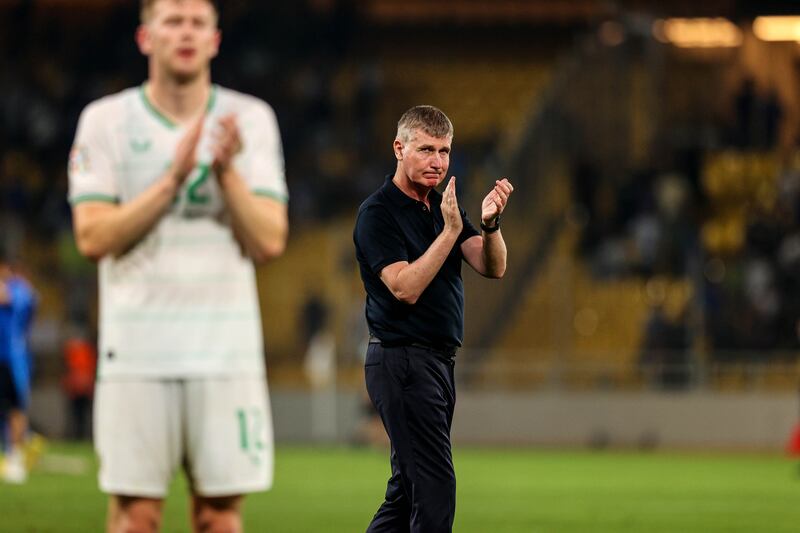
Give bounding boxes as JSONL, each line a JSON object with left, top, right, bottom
{"left": 481, "top": 178, "right": 514, "bottom": 225}
{"left": 442, "top": 176, "right": 463, "bottom": 234}
{"left": 170, "top": 117, "right": 204, "bottom": 187}
{"left": 211, "top": 114, "right": 243, "bottom": 176}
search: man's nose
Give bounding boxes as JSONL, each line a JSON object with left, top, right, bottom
{"left": 179, "top": 20, "right": 197, "bottom": 34}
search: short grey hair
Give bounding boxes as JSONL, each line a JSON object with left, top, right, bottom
{"left": 396, "top": 105, "right": 453, "bottom": 143}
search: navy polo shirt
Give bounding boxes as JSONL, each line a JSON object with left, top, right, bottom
{"left": 353, "top": 176, "right": 480, "bottom": 349}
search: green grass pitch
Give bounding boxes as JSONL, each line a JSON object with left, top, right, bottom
{"left": 2, "top": 443, "right": 800, "bottom": 532}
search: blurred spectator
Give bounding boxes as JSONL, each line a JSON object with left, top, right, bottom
{"left": 301, "top": 292, "right": 330, "bottom": 346}
{"left": 302, "top": 293, "right": 336, "bottom": 389}
{"left": 763, "top": 88, "right": 783, "bottom": 149}
{"left": 653, "top": 172, "right": 694, "bottom": 276}
{"left": 733, "top": 77, "right": 758, "bottom": 148}
{"left": 639, "top": 303, "right": 691, "bottom": 390}
{"left": 0, "top": 249, "right": 37, "bottom": 484}
{"left": 578, "top": 169, "right": 696, "bottom": 279}
{"left": 730, "top": 78, "right": 784, "bottom": 150}
{"left": 61, "top": 327, "right": 96, "bottom": 441}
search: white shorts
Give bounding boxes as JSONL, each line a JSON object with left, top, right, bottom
{"left": 94, "top": 376, "right": 274, "bottom": 498}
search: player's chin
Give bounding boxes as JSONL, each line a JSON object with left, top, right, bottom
{"left": 420, "top": 174, "right": 442, "bottom": 186}
{"left": 171, "top": 66, "right": 204, "bottom": 83}
{"left": 170, "top": 61, "right": 205, "bottom": 80}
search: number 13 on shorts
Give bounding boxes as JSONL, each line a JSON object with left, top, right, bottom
{"left": 237, "top": 407, "right": 266, "bottom": 466}
{"left": 195, "top": 377, "right": 274, "bottom": 494}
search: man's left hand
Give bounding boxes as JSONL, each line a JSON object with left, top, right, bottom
{"left": 481, "top": 178, "right": 514, "bottom": 225}
{"left": 212, "top": 114, "right": 243, "bottom": 177}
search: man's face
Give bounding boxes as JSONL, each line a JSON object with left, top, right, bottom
{"left": 395, "top": 129, "right": 451, "bottom": 189}
{"left": 138, "top": 0, "right": 220, "bottom": 81}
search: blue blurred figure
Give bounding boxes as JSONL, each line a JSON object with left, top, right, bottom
{"left": 0, "top": 247, "right": 37, "bottom": 484}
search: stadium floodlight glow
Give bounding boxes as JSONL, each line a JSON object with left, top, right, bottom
{"left": 753, "top": 16, "right": 800, "bottom": 41}
{"left": 652, "top": 18, "right": 742, "bottom": 48}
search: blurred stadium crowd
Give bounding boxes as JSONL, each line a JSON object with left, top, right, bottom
{"left": 4, "top": 0, "right": 800, "bottom": 397}
{"left": 0, "top": 1, "right": 386, "bottom": 372}
{"left": 0, "top": 2, "right": 377, "bottom": 250}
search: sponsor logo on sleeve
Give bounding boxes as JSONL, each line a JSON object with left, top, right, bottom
{"left": 68, "top": 145, "right": 90, "bottom": 174}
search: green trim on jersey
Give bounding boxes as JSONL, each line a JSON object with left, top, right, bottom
{"left": 139, "top": 84, "right": 219, "bottom": 129}
{"left": 70, "top": 193, "right": 119, "bottom": 205}
{"left": 140, "top": 85, "right": 176, "bottom": 129}
{"left": 206, "top": 84, "right": 218, "bottom": 113}
{"left": 253, "top": 188, "right": 288, "bottom": 204}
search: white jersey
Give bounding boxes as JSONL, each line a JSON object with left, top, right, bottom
{"left": 68, "top": 85, "right": 287, "bottom": 379}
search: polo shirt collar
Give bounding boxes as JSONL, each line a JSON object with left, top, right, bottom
{"left": 382, "top": 175, "right": 442, "bottom": 208}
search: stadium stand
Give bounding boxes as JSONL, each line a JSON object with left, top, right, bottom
{"left": 6, "top": 0, "right": 800, "bottom": 400}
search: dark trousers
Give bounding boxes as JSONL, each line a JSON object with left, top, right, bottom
{"left": 364, "top": 343, "right": 457, "bottom": 533}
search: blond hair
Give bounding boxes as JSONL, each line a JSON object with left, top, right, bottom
{"left": 140, "top": 0, "right": 218, "bottom": 23}
{"left": 396, "top": 105, "right": 454, "bottom": 143}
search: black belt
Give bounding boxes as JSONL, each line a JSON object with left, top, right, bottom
{"left": 369, "top": 335, "right": 457, "bottom": 357}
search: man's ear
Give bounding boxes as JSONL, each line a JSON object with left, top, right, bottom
{"left": 210, "top": 30, "right": 221, "bottom": 59}
{"left": 393, "top": 139, "right": 403, "bottom": 161}
{"left": 136, "top": 25, "right": 152, "bottom": 55}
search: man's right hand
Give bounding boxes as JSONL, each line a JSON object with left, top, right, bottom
{"left": 442, "top": 176, "right": 463, "bottom": 234}
{"left": 169, "top": 116, "right": 205, "bottom": 187}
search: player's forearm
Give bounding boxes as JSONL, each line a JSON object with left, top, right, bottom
{"left": 218, "top": 169, "right": 288, "bottom": 263}
{"left": 74, "top": 175, "right": 178, "bottom": 260}
{"left": 388, "top": 228, "right": 460, "bottom": 305}
{"left": 481, "top": 230, "right": 507, "bottom": 278}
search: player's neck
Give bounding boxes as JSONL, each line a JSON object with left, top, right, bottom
{"left": 145, "top": 73, "right": 211, "bottom": 125}
{"left": 392, "top": 172, "right": 431, "bottom": 206}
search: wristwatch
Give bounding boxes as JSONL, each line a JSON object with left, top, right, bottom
{"left": 480, "top": 216, "right": 500, "bottom": 233}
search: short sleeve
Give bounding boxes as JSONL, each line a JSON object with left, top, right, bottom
{"left": 68, "top": 102, "right": 119, "bottom": 205}
{"left": 236, "top": 101, "right": 288, "bottom": 203}
{"left": 355, "top": 205, "right": 408, "bottom": 275}
{"left": 457, "top": 206, "right": 480, "bottom": 245}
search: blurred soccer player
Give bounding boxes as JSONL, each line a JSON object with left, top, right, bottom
{"left": 0, "top": 249, "right": 37, "bottom": 484}
{"left": 354, "top": 106, "right": 513, "bottom": 532}
{"left": 68, "top": 1, "right": 288, "bottom": 531}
